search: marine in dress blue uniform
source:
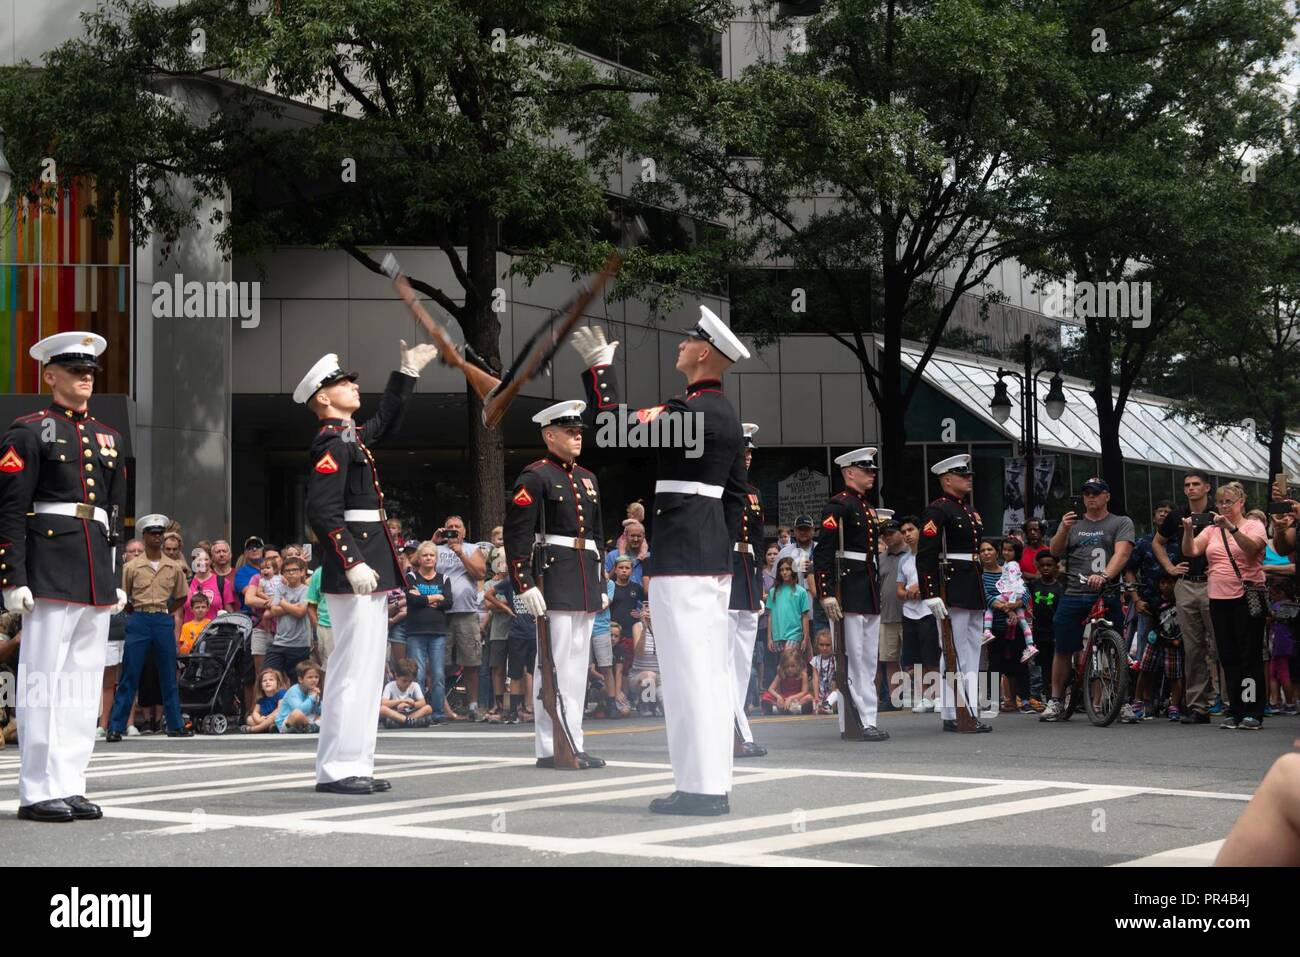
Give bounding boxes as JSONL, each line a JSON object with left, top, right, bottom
{"left": 730, "top": 423, "right": 767, "bottom": 758}
{"left": 297, "top": 340, "right": 438, "bottom": 794}
{"left": 0, "top": 333, "right": 127, "bottom": 821}
{"left": 503, "top": 399, "right": 608, "bottom": 770}
{"left": 813, "top": 448, "right": 891, "bottom": 742}
{"left": 573, "top": 307, "right": 749, "bottom": 816}
{"left": 916, "top": 454, "right": 993, "bottom": 732}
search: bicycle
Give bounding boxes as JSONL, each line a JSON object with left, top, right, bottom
{"left": 1059, "top": 577, "right": 1132, "bottom": 726}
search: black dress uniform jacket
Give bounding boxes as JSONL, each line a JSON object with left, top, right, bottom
{"left": 728, "top": 482, "right": 764, "bottom": 611}
{"left": 812, "top": 489, "right": 881, "bottom": 615}
{"left": 504, "top": 455, "right": 605, "bottom": 612}
{"left": 916, "top": 493, "right": 985, "bottom": 609}
{"left": 306, "top": 371, "right": 412, "bottom": 594}
{"left": 583, "top": 364, "right": 746, "bottom": 576}
{"left": 0, "top": 404, "right": 127, "bottom": 606}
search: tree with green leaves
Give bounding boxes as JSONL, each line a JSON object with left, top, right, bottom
{"left": 1169, "top": 122, "right": 1300, "bottom": 481}
{"left": 1007, "top": 0, "right": 1293, "bottom": 515}
{"left": 610, "top": 0, "right": 1068, "bottom": 503}
{"left": 0, "top": 0, "right": 728, "bottom": 535}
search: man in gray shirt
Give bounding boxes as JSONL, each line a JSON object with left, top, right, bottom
{"left": 433, "top": 515, "right": 487, "bottom": 716}
{"left": 876, "top": 518, "right": 908, "bottom": 707}
{"left": 1041, "top": 477, "right": 1134, "bottom": 721}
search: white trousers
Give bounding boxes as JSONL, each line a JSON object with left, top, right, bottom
{"left": 534, "top": 610, "right": 594, "bottom": 759}
{"left": 18, "top": 599, "right": 109, "bottom": 805}
{"left": 728, "top": 609, "right": 758, "bottom": 744}
{"left": 839, "top": 613, "right": 880, "bottom": 732}
{"left": 316, "top": 592, "right": 387, "bottom": 783}
{"left": 651, "top": 575, "right": 732, "bottom": 796}
{"left": 939, "top": 608, "right": 982, "bottom": 720}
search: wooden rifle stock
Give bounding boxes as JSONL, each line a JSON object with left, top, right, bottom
{"left": 532, "top": 518, "right": 580, "bottom": 769}
{"left": 382, "top": 257, "right": 503, "bottom": 403}
{"left": 939, "top": 549, "right": 978, "bottom": 732}
{"left": 834, "top": 523, "right": 864, "bottom": 738}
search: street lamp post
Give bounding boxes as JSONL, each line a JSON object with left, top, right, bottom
{"left": 990, "top": 334, "right": 1067, "bottom": 523}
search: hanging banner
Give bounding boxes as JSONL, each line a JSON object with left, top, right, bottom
{"left": 1003, "top": 456, "right": 1055, "bottom": 529}
{"left": 778, "top": 467, "right": 829, "bottom": 528}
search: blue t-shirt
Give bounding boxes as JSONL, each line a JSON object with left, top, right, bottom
{"left": 234, "top": 563, "right": 260, "bottom": 613}
{"left": 257, "top": 689, "right": 286, "bottom": 717}
{"left": 500, "top": 579, "right": 537, "bottom": 643}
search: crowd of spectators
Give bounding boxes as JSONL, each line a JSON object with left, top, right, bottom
{"left": 2, "top": 470, "right": 1297, "bottom": 750}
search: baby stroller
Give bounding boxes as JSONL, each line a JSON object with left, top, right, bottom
{"left": 177, "top": 613, "right": 251, "bottom": 735}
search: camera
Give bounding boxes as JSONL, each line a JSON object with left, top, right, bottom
{"left": 1266, "top": 500, "right": 1294, "bottom": 516}
{"left": 1189, "top": 511, "right": 1215, "bottom": 529}
{"left": 442, "top": 527, "right": 459, "bottom": 540}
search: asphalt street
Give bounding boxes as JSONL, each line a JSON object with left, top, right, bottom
{"left": 3, "top": 708, "right": 1294, "bottom": 867}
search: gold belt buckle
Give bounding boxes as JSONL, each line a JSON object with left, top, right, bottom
{"left": 572, "top": 536, "right": 585, "bottom": 551}
{"left": 377, "top": 508, "right": 387, "bottom": 522}
{"left": 737, "top": 543, "right": 751, "bottom": 554}
{"left": 74, "top": 503, "right": 94, "bottom": 520}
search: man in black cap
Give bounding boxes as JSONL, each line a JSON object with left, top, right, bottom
{"left": 572, "top": 306, "right": 749, "bottom": 816}
{"left": 1041, "top": 477, "right": 1134, "bottom": 722}
{"left": 0, "top": 332, "right": 128, "bottom": 821}
{"left": 729, "top": 424, "right": 767, "bottom": 759}
{"left": 296, "top": 340, "right": 437, "bottom": 795}
{"left": 917, "top": 454, "right": 992, "bottom": 733}
{"left": 504, "top": 400, "right": 607, "bottom": 770}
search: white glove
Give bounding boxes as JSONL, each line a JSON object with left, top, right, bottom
{"left": 571, "top": 325, "right": 618, "bottom": 368}
{"left": 924, "top": 597, "right": 949, "bottom": 620}
{"left": 601, "top": 591, "right": 611, "bottom": 610}
{"left": 758, "top": 599, "right": 765, "bottom": 614}
{"left": 821, "top": 596, "right": 843, "bottom": 622}
{"left": 520, "top": 587, "right": 547, "bottom": 617}
{"left": 399, "top": 338, "right": 439, "bottom": 377}
{"left": 3, "top": 586, "right": 34, "bottom": 616}
{"left": 345, "top": 562, "right": 380, "bottom": 595}
{"left": 111, "top": 588, "right": 127, "bottom": 614}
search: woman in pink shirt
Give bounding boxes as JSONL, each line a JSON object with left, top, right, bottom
{"left": 1181, "top": 481, "right": 1267, "bottom": 729}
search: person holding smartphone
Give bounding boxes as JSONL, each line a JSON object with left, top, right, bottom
{"left": 1153, "top": 470, "right": 1220, "bottom": 723}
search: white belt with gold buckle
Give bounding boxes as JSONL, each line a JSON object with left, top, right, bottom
{"left": 33, "top": 501, "right": 108, "bottom": 531}
{"left": 537, "top": 534, "right": 599, "bottom": 554}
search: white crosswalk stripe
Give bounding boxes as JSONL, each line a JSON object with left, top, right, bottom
{"left": 0, "top": 743, "right": 1254, "bottom": 867}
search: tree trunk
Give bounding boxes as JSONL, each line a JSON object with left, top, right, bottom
{"left": 1086, "top": 316, "right": 1128, "bottom": 516}
{"left": 1268, "top": 404, "right": 1286, "bottom": 484}
{"left": 466, "top": 201, "right": 506, "bottom": 542}
{"left": 875, "top": 333, "right": 906, "bottom": 508}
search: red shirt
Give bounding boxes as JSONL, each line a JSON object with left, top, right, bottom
{"left": 1020, "top": 545, "right": 1048, "bottom": 574}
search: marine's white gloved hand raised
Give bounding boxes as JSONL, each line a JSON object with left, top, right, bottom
{"left": 571, "top": 325, "right": 618, "bottom": 368}
{"left": 399, "top": 339, "right": 439, "bottom": 377}
{"left": 601, "top": 591, "right": 611, "bottom": 611}
{"left": 520, "top": 587, "right": 547, "bottom": 617}
{"left": 821, "top": 596, "right": 843, "bottom": 622}
{"left": 345, "top": 563, "right": 380, "bottom": 595}
{"left": 924, "top": 597, "right": 949, "bottom": 620}
{"left": 3, "top": 586, "right": 34, "bottom": 616}
{"left": 111, "top": 588, "right": 128, "bottom": 614}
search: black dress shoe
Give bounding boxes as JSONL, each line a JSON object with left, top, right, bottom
{"left": 1181, "top": 710, "right": 1210, "bottom": 724}
{"left": 735, "top": 741, "right": 768, "bottom": 758}
{"left": 535, "top": 755, "right": 586, "bottom": 769}
{"left": 315, "top": 776, "right": 375, "bottom": 795}
{"left": 166, "top": 727, "right": 195, "bottom": 737}
{"left": 861, "top": 726, "right": 890, "bottom": 741}
{"left": 104, "top": 730, "right": 122, "bottom": 743}
{"left": 974, "top": 721, "right": 993, "bottom": 733}
{"left": 17, "top": 799, "right": 74, "bottom": 822}
{"left": 365, "top": 778, "right": 392, "bottom": 792}
{"left": 942, "top": 719, "right": 959, "bottom": 732}
{"left": 648, "top": 791, "right": 730, "bottom": 816}
{"left": 942, "top": 719, "right": 991, "bottom": 733}
{"left": 576, "top": 752, "right": 606, "bottom": 768}
{"left": 63, "top": 795, "right": 103, "bottom": 820}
